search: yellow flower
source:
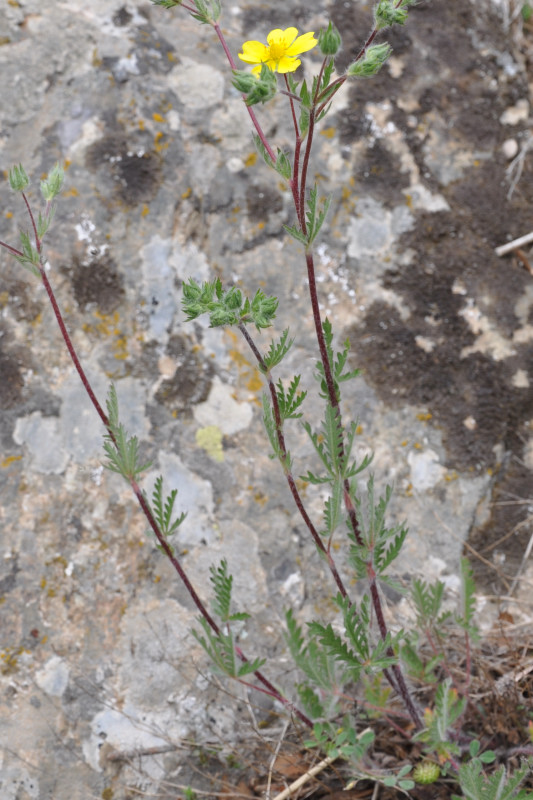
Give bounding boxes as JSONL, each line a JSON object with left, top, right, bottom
{"left": 238, "top": 27, "right": 318, "bottom": 75}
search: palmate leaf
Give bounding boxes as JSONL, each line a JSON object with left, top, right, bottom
{"left": 456, "top": 557, "right": 478, "bottom": 637}
{"left": 262, "top": 328, "right": 294, "bottom": 371}
{"left": 276, "top": 375, "right": 307, "bottom": 420}
{"left": 456, "top": 759, "right": 533, "bottom": 800}
{"left": 193, "top": 561, "right": 265, "bottom": 680}
{"left": 150, "top": 475, "right": 186, "bottom": 536}
{"left": 322, "top": 480, "right": 343, "bottom": 537}
{"left": 373, "top": 523, "right": 408, "bottom": 575}
{"left": 285, "top": 609, "right": 342, "bottom": 690}
{"left": 307, "top": 619, "right": 362, "bottom": 680}
{"left": 411, "top": 577, "right": 445, "bottom": 626}
{"left": 103, "top": 384, "right": 152, "bottom": 480}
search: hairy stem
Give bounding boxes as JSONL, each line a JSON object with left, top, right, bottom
{"left": 238, "top": 323, "right": 350, "bottom": 599}
{"left": 0, "top": 240, "right": 24, "bottom": 258}
{"left": 213, "top": 23, "right": 276, "bottom": 163}
{"left": 29, "top": 236, "right": 310, "bottom": 728}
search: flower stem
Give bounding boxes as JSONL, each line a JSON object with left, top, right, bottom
{"left": 17, "top": 199, "right": 309, "bottom": 728}
{"left": 0, "top": 240, "right": 23, "bottom": 258}
{"left": 213, "top": 23, "right": 276, "bottom": 163}
{"left": 238, "top": 323, "right": 350, "bottom": 600}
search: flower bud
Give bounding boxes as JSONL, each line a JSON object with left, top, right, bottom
{"left": 346, "top": 43, "right": 391, "bottom": 78}
{"left": 8, "top": 164, "right": 30, "bottom": 193}
{"left": 375, "top": 0, "right": 408, "bottom": 30}
{"left": 318, "top": 22, "right": 342, "bottom": 56}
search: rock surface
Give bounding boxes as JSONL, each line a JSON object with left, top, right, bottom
{"left": 1, "top": 0, "right": 532, "bottom": 797}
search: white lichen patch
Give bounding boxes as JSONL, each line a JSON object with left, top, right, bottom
{"left": 193, "top": 375, "right": 253, "bottom": 435}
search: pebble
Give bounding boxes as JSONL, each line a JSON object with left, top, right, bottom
{"left": 502, "top": 138, "right": 518, "bottom": 159}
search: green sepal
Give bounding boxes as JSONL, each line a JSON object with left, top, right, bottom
{"left": 40, "top": 163, "right": 64, "bottom": 202}
{"left": 9, "top": 164, "right": 30, "bottom": 192}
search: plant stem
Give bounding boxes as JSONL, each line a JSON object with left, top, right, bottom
{"left": 238, "top": 323, "right": 350, "bottom": 600}
{"left": 213, "top": 23, "right": 276, "bottom": 164}
{"left": 0, "top": 240, "right": 24, "bottom": 258}
{"left": 25, "top": 225, "right": 310, "bottom": 728}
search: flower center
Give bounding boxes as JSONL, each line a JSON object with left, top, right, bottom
{"left": 268, "top": 40, "right": 287, "bottom": 61}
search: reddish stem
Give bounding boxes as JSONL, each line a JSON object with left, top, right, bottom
{"left": 11, "top": 190, "right": 311, "bottom": 729}
{"left": 238, "top": 323, "right": 349, "bottom": 599}
{"left": 0, "top": 240, "right": 24, "bottom": 258}
{"left": 213, "top": 23, "right": 276, "bottom": 164}
{"left": 22, "top": 192, "right": 41, "bottom": 252}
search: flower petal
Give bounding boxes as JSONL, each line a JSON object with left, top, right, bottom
{"left": 267, "top": 27, "right": 297, "bottom": 46}
{"left": 285, "top": 31, "right": 318, "bottom": 56}
{"left": 277, "top": 56, "right": 301, "bottom": 73}
{"left": 238, "top": 40, "right": 269, "bottom": 64}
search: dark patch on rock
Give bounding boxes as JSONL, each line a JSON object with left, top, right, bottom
{"left": 63, "top": 254, "right": 125, "bottom": 314}
{"left": 348, "top": 303, "right": 529, "bottom": 471}
{"left": 357, "top": 139, "right": 410, "bottom": 208}
{"left": 245, "top": 183, "right": 283, "bottom": 222}
{"left": 86, "top": 133, "right": 162, "bottom": 207}
{"left": 0, "top": 345, "right": 24, "bottom": 409}
{"left": 112, "top": 6, "right": 133, "bottom": 27}
{"left": 0, "top": 554, "right": 20, "bottom": 596}
{"left": 3, "top": 278, "right": 43, "bottom": 324}
{"left": 154, "top": 334, "right": 214, "bottom": 413}
{"left": 330, "top": 0, "right": 533, "bottom": 590}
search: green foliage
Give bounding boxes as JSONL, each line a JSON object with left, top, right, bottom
{"left": 8, "top": 164, "right": 30, "bottom": 192}
{"left": 190, "top": 0, "right": 221, "bottom": 24}
{"left": 275, "top": 375, "right": 307, "bottom": 421}
{"left": 150, "top": 0, "right": 183, "bottom": 7}
{"left": 233, "top": 64, "right": 277, "bottom": 106}
{"left": 453, "top": 758, "right": 533, "bottom": 800}
{"left": 347, "top": 43, "right": 392, "bottom": 77}
{"left": 455, "top": 558, "right": 479, "bottom": 639}
{"left": 192, "top": 560, "right": 265, "bottom": 679}
{"left": 149, "top": 476, "right": 186, "bottom": 543}
{"left": 285, "top": 609, "right": 346, "bottom": 695}
{"left": 182, "top": 277, "right": 278, "bottom": 330}
{"left": 261, "top": 328, "right": 294, "bottom": 372}
{"left": 252, "top": 132, "right": 275, "bottom": 170}
{"left": 319, "top": 22, "right": 342, "bottom": 56}
{"left": 346, "top": 478, "right": 407, "bottom": 580}
{"left": 400, "top": 637, "right": 441, "bottom": 683}
{"left": 308, "top": 593, "right": 401, "bottom": 681}
{"left": 523, "top": 4, "right": 533, "bottom": 22}
{"left": 416, "top": 679, "right": 466, "bottom": 761}
{"left": 284, "top": 185, "right": 332, "bottom": 249}
{"left": 314, "top": 319, "right": 360, "bottom": 402}
{"left": 274, "top": 148, "right": 292, "bottom": 180}
{"left": 40, "top": 163, "right": 64, "bottom": 202}
{"left": 375, "top": 0, "right": 409, "bottom": 28}
{"left": 102, "top": 384, "right": 152, "bottom": 481}
{"left": 14, "top": 231, "right": 40, "bottom": 276}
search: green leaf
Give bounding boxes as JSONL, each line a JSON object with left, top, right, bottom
{"left": 275, "top": 148, "right": 292, "bottom": 180}
{"left": 262, "top": 329, "right": 294, "bottom": 372}
{"left": 283, "top": 223, "right": 309, "bottom": 246}
{"left": 276, "top": 375, "right": 307, "bottom": 420}
{"left": 347, "top": 43, "right": 392, "bottom": 77}
{"left": 102, "top": 384, "right": 152, "bottom": 480}
{"left": 252, "top": 132, "right": 275, "bottom": 169}
{"left": 149, "top": 475, "right": 186, "bottom": 537}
